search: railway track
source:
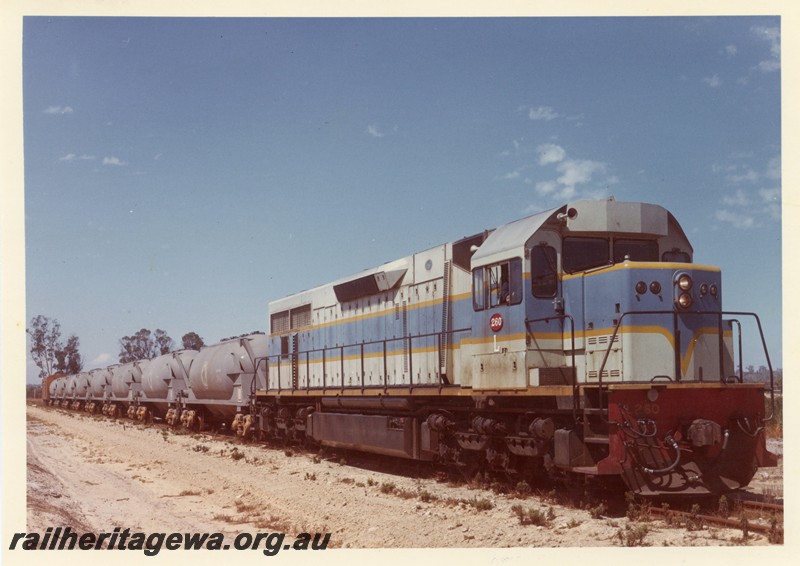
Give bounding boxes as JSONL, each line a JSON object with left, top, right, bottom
{"left": 648, "top": 498, "right": 783, "bottom": 539}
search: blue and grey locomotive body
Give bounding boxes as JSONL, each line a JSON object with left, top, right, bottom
{"left": 257, "top": 198, "right": 776, "bottom": 495}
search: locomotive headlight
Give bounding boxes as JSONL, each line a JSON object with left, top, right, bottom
{"left": 710, "top": 284, "right": 718, "bottom": 298}
{"left": 677, "top": 274, "right": 693, "bottom": 291}
{"left": 635, "top": 281, "right": 647, "bottom": 295}
{"left": 649, "top": 281, "right": 662, "bottom": 294}
{"left": 699, "top": 283, "right": 708, "bottom": 297}
{"left": 677, "top": 292, "right": 693, "bottom": 309}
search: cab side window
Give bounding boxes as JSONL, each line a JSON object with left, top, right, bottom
{"left": 530, "top": 245, "right": 557, "bottom": 298}
{"left": 472, "top": 268, "right": 485, "bottom": 311}
{"left": 472, "top": 258, "right": 522, "bottom": 310}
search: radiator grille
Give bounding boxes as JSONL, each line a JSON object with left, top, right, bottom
{"left": 587, "top": 369, "right": 622, "bottom": 379}
{"left": 271, "top": 311, "right": 290, "bottom": 334}
{"left": 271, "top": 304, "right": 312, "bottom": 334}
{"left": 587, "top": 335, "right": 620, "bottom": 346}
{"left": 290, "top": 304, "right": 311, "bottom": 329}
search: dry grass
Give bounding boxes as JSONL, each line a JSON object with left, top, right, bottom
{"left": 512, "top": 504, "right": 555, "bottom": 526}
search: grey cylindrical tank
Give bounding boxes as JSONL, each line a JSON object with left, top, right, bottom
{"left": 131, "top": 358, "right": 150, "bottom": 389}
{"left": 74, "top": 372, "right": 90, "bottom": 397}
{"left": 90, "top": 367, "right": 114, "bottom": 398}
{"left": 111, "top": 363, "right": 134, "bottom": 400}
{"left": 54, "top": 377, "right": 66, "bottom": 397}
{"left": 48, "top": 379, "right": 58, "bottom": 398}
{"left": 141, "top": 350, "right": 198, "bottom": 400}
{"left": 65, "top": 374, "right": 77, "bottom": 398}
{"left": 111, "top": 359, "right": 151, "bottom": 402}
{"left": 188, "top": 334, "right": 269, "bottom": 400}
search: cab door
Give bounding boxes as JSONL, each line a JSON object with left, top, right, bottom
{"left": 470, "top": 257, "right": 526, "bottom": 389}
{"left": 525, "top": 231, "right": 571, "bottom": 381}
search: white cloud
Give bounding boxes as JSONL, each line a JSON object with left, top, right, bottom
{"left": 727, "top": 169, "right": 759, "bottom": 184}
{"left": 44, "top": 105, "right": 74, "bottom": 115}
{"left": 759, "top": 188, "right": 781, "bottom": 220}
{"left": 80, "top": 154, "right": 95, "bottom": 160}
{"left": 712, "top": 163, "right": 737, "bottom": 174}
{"left": 752, "top": 26, "right": 780, "bottom": 73}
{"left": 536, "top": 143, "right": 566, "bottom": 165}
{"left": 766, "top": 156, "right": 781, "bottom": 180}
{"left": 90, "top": 353, "right": 113, "bottom": 366}
{"left": 759, "top": 186, "right": 780, "bottom": 201}
{"left": 724, "top": 45, "right": 738, "bottom": 57}
{"left": 757, "top": 60, "right": 780, "bottom": 73}
{"left": 722, "top": 189, "right": 750, "bottom": 207}
{"left": 366, "top": 124, "right": 385, "bottom": 138}
{"left": 714, "top": 155, "right": 781, "bottom": 224}
{"left": 534, "top": 181, "right": 557, "bottom": 196}
{"left": 58, "top": 153, "right": 76, "bottom": 162}
{"left": 556, "top": 159, "right": 606, "bottom": 188}
{"left": 715, "top": 209, "right": 755, "bottom": 229}
{"left": 703, "top": 74, "right": 722, "bottom": 87}
{"left": 752, "top": 26, "right": 780, "bottom": 57}
{"left": 530, "top": 144, "right": 610, "bottom": 203}
{"left": 554, "top": 185, "right": 577, "bottom": 200}
{"left": 103, "top": 156, "right": 127, "bottom": 166}
{"left": 500, "top": 170, "right": 521, "bottom": 181}
{"left": 528, "top": 106, "right": 559, "bottom": 121}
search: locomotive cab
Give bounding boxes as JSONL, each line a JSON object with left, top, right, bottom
{"left": 468, "top": 197, "right": 734, "bottom": 387}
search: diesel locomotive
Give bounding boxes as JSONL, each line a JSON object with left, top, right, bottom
{"left": 46, "top": 197, "right": 778, "bottom": 496}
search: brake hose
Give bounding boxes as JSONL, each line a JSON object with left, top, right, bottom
{"left": 640, "top": 436, "right": 682, "bottom": 475}
{"left": 736, "top": 417, "right": 765, "bottom": 438}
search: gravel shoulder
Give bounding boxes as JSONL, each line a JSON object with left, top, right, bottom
{"left": 26, "top": 403, "right": 782, "bottom": 549}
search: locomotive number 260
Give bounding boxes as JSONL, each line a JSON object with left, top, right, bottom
{"left": 633, "top": 402, "right": 660, "bottom": 415}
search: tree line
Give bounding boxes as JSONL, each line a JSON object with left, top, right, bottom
{"left": 26, "top": 315, "right": 207, "bottom": 380}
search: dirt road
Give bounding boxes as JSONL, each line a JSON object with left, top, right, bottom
{"left": 25, "top": 404, "right": 782, "bottom": 548}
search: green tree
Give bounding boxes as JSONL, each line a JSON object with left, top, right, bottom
{"left": 119, "top": 328, "right": 174, "bottom": 362}
{"left": 154, "top": 328, "right": 174, "bottom": 356}
{"left": 27, "top": 315, "right": 62, "bottom": 380}
{"left": 181, "top": 331, "right": 205, "bottom": 350}
{"left": 55, "top": 334, "right": 83, "bottom": 374}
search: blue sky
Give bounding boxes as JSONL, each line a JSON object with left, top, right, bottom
{"left": 21, "top": 16, "right": 782, "bottom": 382}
